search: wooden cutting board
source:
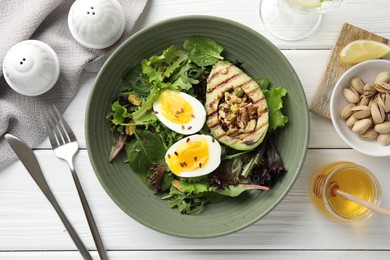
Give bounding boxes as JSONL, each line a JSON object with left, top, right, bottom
{"left": 309, "top": 23, "right": 389, "bottom": 119}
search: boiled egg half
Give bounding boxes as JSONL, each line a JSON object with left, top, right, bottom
{"left": 165, "top": 134, "right": 221, "bottom": 178}
{"left": 153, "top": 89, "right": 206, "bottom": 135}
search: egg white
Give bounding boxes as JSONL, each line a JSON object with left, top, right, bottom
{"left": 165, "top": 134, "right": 221, "bottom": 178}
{"left": 153, "top": 90, "right": 206, "bottom": 135}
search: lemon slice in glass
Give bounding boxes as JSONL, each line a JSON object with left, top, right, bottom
{"left": 340, "top": 40, "right": 390, "bottom": 64}
{"left": 291, "top": 0, "right": 322, "bottom": 9}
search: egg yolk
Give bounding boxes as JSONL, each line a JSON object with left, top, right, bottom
{"left": 167, "top": 137, "right": 209, "bottom": 175}
{"left": 159, "top": 90, "right": 193, "bottom": 124}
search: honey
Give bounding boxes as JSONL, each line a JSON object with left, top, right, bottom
{"left": 310, "top": 161, "right": 381, "bottom": 221}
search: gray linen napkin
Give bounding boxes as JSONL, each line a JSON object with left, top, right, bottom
{"left": 0, "top": 0, "right": 148, "bottom": 167}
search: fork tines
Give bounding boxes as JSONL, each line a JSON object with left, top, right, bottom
{"left": 44, "top": 105, "right": 77, "bottom": 148}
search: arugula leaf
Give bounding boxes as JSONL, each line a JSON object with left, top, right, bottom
{"left": 183, "top": 36, "right": 224, "bottom": 67}
{"left": 153, "top": 122, "right": 183, "bottom": 150}
{"left": 214, "top": 184, "right": 269, "bottom": 197}
{"left": 166, "top": 186, "right": 207, "bottom": 214}
{"left": 171, "top": 62, "right": 202, "bottom": 91}
{"left": 141, "top": 45, "right": 188, "bottom": 83}
{"left": 125, "top": 130, "right": 166, "bottom": 175}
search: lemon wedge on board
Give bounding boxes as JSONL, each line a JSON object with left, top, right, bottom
{"left": 290, "top": 0, "right": 321, "bottom": 9}
{"left": 340, "top": 40, "right": 390, "bottom": 64}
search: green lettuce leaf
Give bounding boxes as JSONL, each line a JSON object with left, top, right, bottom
{"left": 130, "top": 88, "right": 159, "bottom": 125}
{"left": 171, "top": 62, "right": 202, "bottom": 91}
{"left": 141, "top": 45, "right": 188, "bottom": 83}
{"left": 263, "top": 86, "right": 288, "bottom": 131}
{"left": 111, "top": 100, "right": 131, "bottom": 126}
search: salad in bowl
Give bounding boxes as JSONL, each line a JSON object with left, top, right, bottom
{"left": 106, "top": 36, "right": 288, "bottom": 214}
{"left": 85, "top": 15, "right": 308, "bottom": 238}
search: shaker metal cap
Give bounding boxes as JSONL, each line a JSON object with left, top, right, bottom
{"left": 2, "top": 40, "right": 60, "bottom": 96}
{"left": 68, "top": 0, "right": 126, "bottom": 49}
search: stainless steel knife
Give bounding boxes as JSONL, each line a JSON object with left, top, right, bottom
{"left": 5, "top": 134, "right": 93, "bottom": 260}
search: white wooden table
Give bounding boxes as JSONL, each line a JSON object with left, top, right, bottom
{"left": 1, "top": 0, "right": 390, "bottom": 259}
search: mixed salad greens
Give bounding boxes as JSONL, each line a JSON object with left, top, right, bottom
{"left": 107, "top": 36, "right": 288, "bottom": 214}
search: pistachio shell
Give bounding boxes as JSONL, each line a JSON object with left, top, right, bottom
{"left": 375, "top": 82, "right": 390, "bottom": 94}
{"left": 350, "top": 77, "right": 365, "bottom": 94}
{"left": 352, "top": 118, "right": 372, "bottom": 134}
{"left": 371, "top": 103, "right": 386, "bottom": 124}
{"left": 374, "top": 71, "right": 390, "bottom": 84}
{"left": 351, "top": 105, "right": 371, "bottom": 119}
{"left": 358, "top": 95, "right": 370, "bottom": 106}
{"left": 359, "top": 129, "right": 378, "bottom": 140}
{"left": 383, "top": 93, "right": 390, "bottom": 113}
{"left": 340, "top": 103, "right": 355, "bottom": 119}
{"left": 346, "top": 116, "right": 358, "bottom": 128}
{"left": 377, "top": 133, "right": 390, "bottom": 146}
{"left": 343, "top": 86, "right": 360, "bottom": 103}
{"left": 374, "top": 122, "right": 390, "bottom": 134}
{"left": 363, "top": 83, "right": 377, "bottom": 98}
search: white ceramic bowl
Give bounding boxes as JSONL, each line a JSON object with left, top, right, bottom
{"left": 330, "top": 59, "right": 390, "bottom": 157}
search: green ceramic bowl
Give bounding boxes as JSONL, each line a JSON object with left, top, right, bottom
{"left": 85, "top": 16, "right": 309, "bottom": 238}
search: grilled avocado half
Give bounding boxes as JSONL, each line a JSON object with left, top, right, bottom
{"left": 205, "top": 61, "right": 269, "bottom": 150}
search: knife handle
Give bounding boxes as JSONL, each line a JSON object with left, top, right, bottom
{"left": 44, "top": 189, "right": 93, "bottom": 260}
{"left": 4, "top": 134, "right": 93, "bottom": 260}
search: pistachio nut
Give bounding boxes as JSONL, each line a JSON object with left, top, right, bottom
{"left": 343, "top": 86, "right": 360, "bottom": 103}
{"left": 375, "top": 82, "right": 390, "bottom": 94}
{"left": 340, "top": 103, "right": 355, "bottom": 119}
{"left": 358, "top": 95, "right": 370, "bottom": 106}
{"left": 383, "top": 93, "right": 390, "bottom": 113}
{"left": 352, "top": 118, "right": 372, "bottom": 135}
{"left": 377, "top": 133, "right": 390, "bottom": 146}
{"left": 350, "top": 77, "right": 365, "bottom": 94}
{"left": 371, "top": 103, "right": 386, "bottom": 124}
{"left": 359, "top": 129, "right": 378, "bottom": 140}
{"left": 374, "top": 121, "right": 390, "bottom": 134}
{"left": 368, "top": 93, "right": 380, "bottom": 107}
{"left": 374, "top": 71, "right": 390, "bottom": 84}
{"left": 363, "top": 82, "right": 377, "bottom": 98}
{"left": 351, "top": 105, "right": 371, "bottom": 119}
{"left": 346, "top": 116, "right": 358, "bottom": 128}
{"left": 128, "top": 94, "right": 142, "bottom": 106}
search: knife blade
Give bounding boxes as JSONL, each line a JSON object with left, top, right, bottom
{"left": 5, "top": 134, "right": 93, "bottom": 260}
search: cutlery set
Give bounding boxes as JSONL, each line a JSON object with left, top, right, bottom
{"left": 2, "top": 1, "right": 128, "bottom": 258}
{"left": 5, "top": 105, "right": 108, "bottom": 260}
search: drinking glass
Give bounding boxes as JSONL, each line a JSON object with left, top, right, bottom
{"left": 310, "top": 161, "right": 382, "bottom": 222}
{"left": 259, "top": 0, "right": 346, "bottom": 41}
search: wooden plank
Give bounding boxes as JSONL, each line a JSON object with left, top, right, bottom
{"left": 1, "top": 150, "right": 390, "bottom": 250}
{"left": 0, "top": 251, "right": 389, "bottom": 260}
{"left": 310, "top": 23, "right": 389, "bottom": 119}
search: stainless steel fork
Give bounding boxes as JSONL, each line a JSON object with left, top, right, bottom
{"left": 44, "top": 105, "right": 108, "bottom": 260}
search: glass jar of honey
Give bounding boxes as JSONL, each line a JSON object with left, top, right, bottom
{"left": 310, "top": 161, "right": 382, "bottom": 222}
